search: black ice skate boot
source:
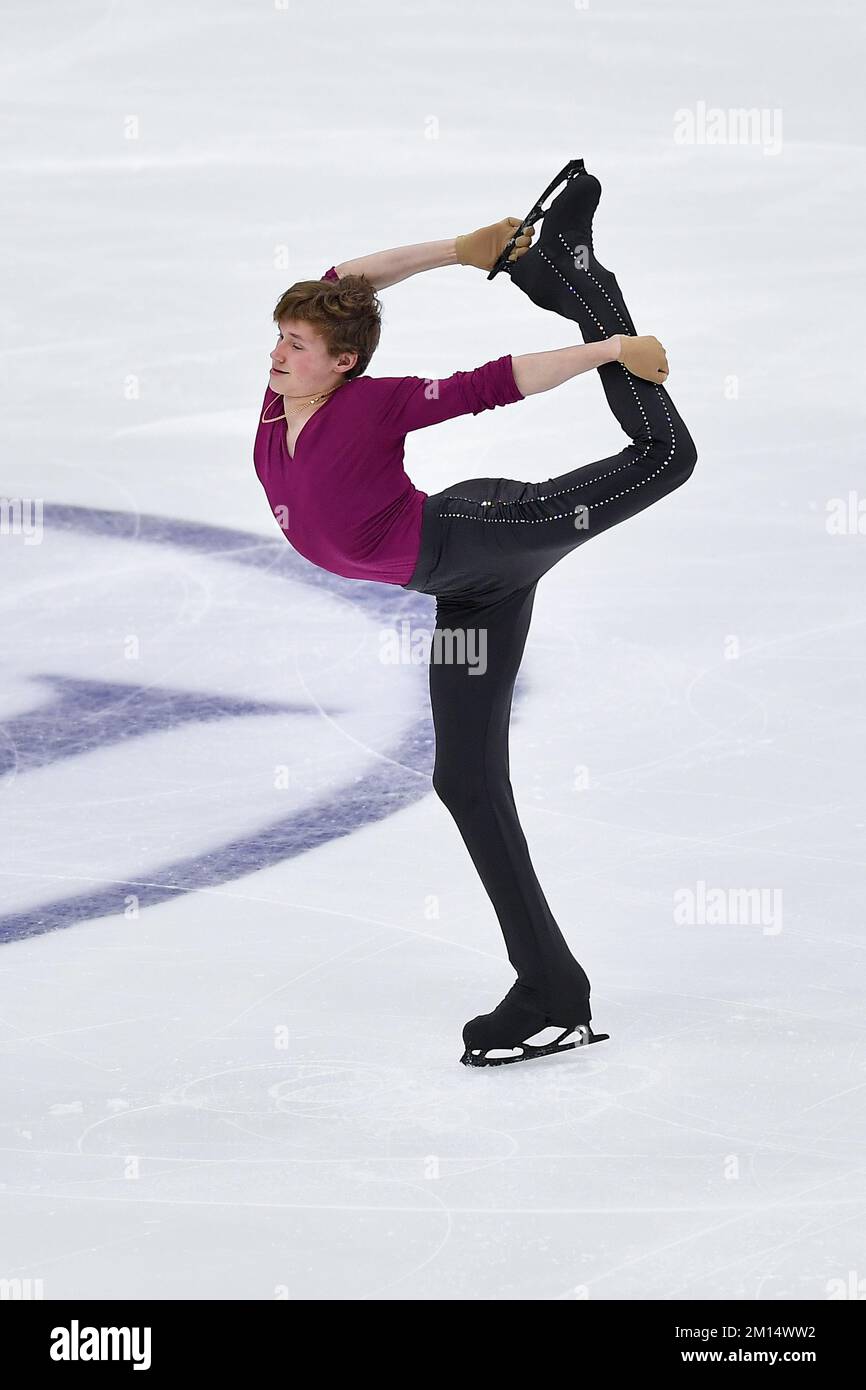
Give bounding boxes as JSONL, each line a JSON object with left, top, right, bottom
{"left": 460, "top": 979, "right": 609, "bottom": 1068}
{"left": 496, "top": 157, "right": 638, "bottom": 341}
{"left": 487, "top": 159, "right": 595, "bottom": 280}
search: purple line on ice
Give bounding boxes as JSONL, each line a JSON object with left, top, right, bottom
{"left": 0, "top": 503, "right": 457, "bottom": 944}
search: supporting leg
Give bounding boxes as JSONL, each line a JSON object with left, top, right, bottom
{"left": 428, "top": 581, "right": 592, "bottom": 1018}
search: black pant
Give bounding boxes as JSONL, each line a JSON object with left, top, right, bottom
{"left": 401, "top": 226, "right": 697, "bottom": 1020}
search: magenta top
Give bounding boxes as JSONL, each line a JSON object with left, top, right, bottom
{"left": 253, "top": 266, "right": 525, "bottom": 585}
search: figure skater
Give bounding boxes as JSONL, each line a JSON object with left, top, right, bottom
{"left": 253, "top": 160, "right": 697, "bottom": 1066}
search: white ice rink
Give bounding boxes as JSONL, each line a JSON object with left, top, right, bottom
{"left": 1, "top": 0, "right": 864, "bottom": 1300}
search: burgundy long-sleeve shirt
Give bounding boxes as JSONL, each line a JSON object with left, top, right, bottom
{"left": 253, "top": 266, "right": 525, "bottom": 585}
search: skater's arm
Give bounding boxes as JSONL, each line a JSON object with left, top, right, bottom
{"left": 367, "top": 340, "right": 624, "bottom": 437}
{"left": 511, "top": 339, "right": 620, "bottom": 396}
{"left": 332, "top": 240, "right": 459, "bottom": 290}
{"left": 329, "top": 216, "right": 534, "bottom": 289}
{"left": 367, "top": 356, "right": 525, "bottom": 435}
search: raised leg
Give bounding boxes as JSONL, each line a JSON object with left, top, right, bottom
{"left": 432, "top": 167, "right": 698, "bottom": 586}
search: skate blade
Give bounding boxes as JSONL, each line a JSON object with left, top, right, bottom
{"left": 460, "top": 1024, "right": 609, "bottom": 1068}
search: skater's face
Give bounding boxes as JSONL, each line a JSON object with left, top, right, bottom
{"left": 270, "top": 318, "right": 357, "bottom": 393}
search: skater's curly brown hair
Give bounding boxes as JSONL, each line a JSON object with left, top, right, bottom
{"left": 272, "top": 274, "right": 381, "bottom": 380}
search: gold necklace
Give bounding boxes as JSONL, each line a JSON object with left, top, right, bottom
{"left": 260, "top": 380, "right": 342, "bottom": 426}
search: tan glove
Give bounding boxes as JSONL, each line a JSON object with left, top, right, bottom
{"left": 616, "top": 334, "right": 669, "bottom": 383}
{"left": 456, "top": 216, "right": 535, "bottom": 272}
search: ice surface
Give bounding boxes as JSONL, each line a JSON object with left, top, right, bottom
{"left": 1, "top": 0, "right": 864, "bottom": 1301}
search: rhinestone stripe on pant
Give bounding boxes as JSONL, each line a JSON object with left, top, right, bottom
{"left": 401, "top": 215, "right": 698, "bottom": 1019}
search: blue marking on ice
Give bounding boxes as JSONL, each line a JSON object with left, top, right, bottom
{"left": 0, "top": 503, "right": 445, "bottom": 944}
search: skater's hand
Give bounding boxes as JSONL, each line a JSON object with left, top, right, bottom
{"left": 456, "top": 217, "right": 536, "bottom": 272}
{"left": 611, "top": 333, "right": 670, "bottom": 383}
